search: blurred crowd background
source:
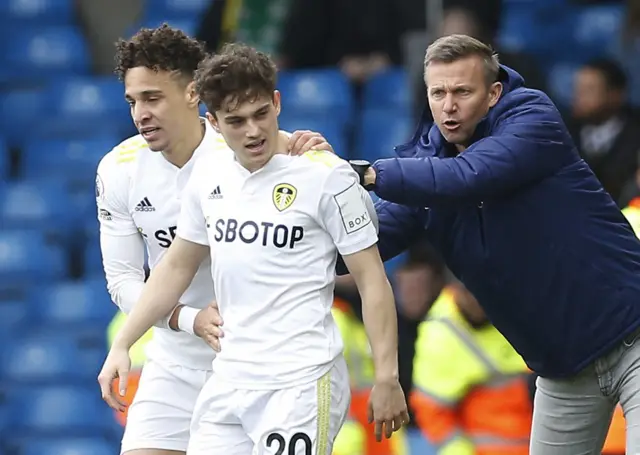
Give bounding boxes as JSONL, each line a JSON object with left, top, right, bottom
{"left": 1, "top": 0, "right": 640, "bottom": 454}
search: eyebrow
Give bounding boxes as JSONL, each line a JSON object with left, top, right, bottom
{"left": 223, "top": 103, "right": 271, "bottom": 121}
{"left": 124, "top": 89, "right": 163, "bottom": 100}
{"left": 429, "top": 84, "right": 471, "bottom": 91}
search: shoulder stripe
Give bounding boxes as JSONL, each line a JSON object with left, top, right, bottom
{"left": 113, "top": 136, "right": 147, "bottom": 164}
{"left": 116, "top": 155, "right": 137, "bottom": 164}
{"left": 302, "top": 149, "right": 344, "bottom": 168}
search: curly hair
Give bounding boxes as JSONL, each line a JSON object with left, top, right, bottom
{"left": 114, "top": 24, "right": 206, "bottom": 81}
{"left": 195, "top": 43, "right": 277, "bottom": 114}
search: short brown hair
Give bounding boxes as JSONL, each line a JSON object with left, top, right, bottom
{"left": 114, "top": 24, "right": 206, "bottom": 81}
{"left": 424, "top": 34, "right": 500, "bottom": 84}
{"left": 195, "top": 43, "right": 277, "bottom": 113}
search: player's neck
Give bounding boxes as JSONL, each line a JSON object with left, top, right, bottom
{"left": 276, "top": 131, "right": 290, "bottom": 156}
{"left": 162, "top": 119, "right": 205, "bottom": 168}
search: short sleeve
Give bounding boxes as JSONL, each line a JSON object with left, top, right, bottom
{"left": 177, "top": 167, "right": 209, "bottom": 246}
{"left": 96, "top": 154, "right": 138, "bottom": 236}
{"left": 318, "top": 162, "right": 379, "bottom": 256}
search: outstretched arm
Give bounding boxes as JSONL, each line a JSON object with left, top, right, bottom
{"left": 371, "top": 93, "right": 576, "bottom": 207}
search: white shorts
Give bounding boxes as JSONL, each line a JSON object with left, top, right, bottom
{"left": 121, "top": 359, "right": 211, "bottom": 454}
{"left": 188, "top": 357, "right": 351, "bottom": 455}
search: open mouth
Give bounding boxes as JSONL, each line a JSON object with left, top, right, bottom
{"left": 246, "top": 139, "right": 266, "bottom": 151}
{"left": 140, "top": 127, "right": 160, "bottom": 139}
{"left": 443, "top": 120, "right": 460, "bottom": 130}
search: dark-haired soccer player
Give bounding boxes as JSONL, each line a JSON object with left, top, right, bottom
{"left": 98, "top": 42, "right": 407, "bottom": 455}
{"left": 96, "top": 25, "right": 334, "bottom": 455}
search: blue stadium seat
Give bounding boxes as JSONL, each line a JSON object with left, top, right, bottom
{"left": 0, "top": 400, "right": 7, "bottom": 439}
{"left": 363, "top": 68, "right": 411, "bottom": 112}
{"left": 0, "top": 300, "right": 29, "bottom": 339}
{"left": 8, "top": 386, "right": 111, "bottom": 436}
{"left": 277, "top": 69, "right": 355, "bottom": 126}
{"left": 547, "top": 62, "right": 581, "bottom": 109}
{"left": 83, "top": 238, "right": 103, "bottom": 276}
{"left": 355, "top": 110, "right": 414, "bottom": 162}
{"left": 39, "top": 77, "right": 131, "bottom": 138}
{"left": 72, "top": 185, "right": 98, "bottom": 231}
{"left": 0, "top": 180, "right": 75, "bottom": 238}
{"left": 570, "top": 4, "right": 623, "bottom": 60}
{"left": 2, "top": 27, "right": 90, "bottom": 82}
{"left": 0, "top": 230, "right": 66, "bottom": 286}
{"left": 31, "top": 278, "right": 115, "bottom": 329}
{"left": 497, "top": 5, "right": 569, "bottom": 59}
{"left": 0, "top": 336, "right": 84, "bottom": 383}
{"left": 21, "top": 438, "right": 117, "bottom": 455}
{"left": 277, "top": 115, "right": 349, "bottom": 159}
{"left": 143, "top": 0, "right": 210, "bottom": 19}
{"left": 21, "top": 136, "right": 117, "bottom": 181}
{"left": 0, "top": 88, "right": 46, "bottom": 146}
{"left": 0, "top": 138, "right": 8, "bottom": 179}
{"left": 0, "top": 0, "right": 74, "bottom": 25}
{"left": 497, "top": 6, "right": 542, "bottom": 55}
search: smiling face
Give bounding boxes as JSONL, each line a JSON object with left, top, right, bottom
{"left": 425, "top": 54, "right": 502, "bottom": 150}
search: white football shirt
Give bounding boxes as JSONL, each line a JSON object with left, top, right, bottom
{"left": 96, "top": 120, "right": 230, "bottom": 369}
{"left": 177, "top": 149, "right": 379, "bottom": 388}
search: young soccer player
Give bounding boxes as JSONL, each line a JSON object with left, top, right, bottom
{"left": 98, "top": 25, "right": 336, "bottom": 455}
{"left": 98, "top": 42, "right": 408, "bottom": 454}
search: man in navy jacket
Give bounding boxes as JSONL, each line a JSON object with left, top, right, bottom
{"left": 350, "top": 34, "right": 640, "bottom": 453}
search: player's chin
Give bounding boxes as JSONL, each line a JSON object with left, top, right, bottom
{"left": 244, "top": 147, "right": 270, "bottom": 164}
{"left": 145, "top": 138, "right": 169, "bottom": 152}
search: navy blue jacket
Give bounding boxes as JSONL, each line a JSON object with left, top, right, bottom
{"left": 369, "top": 66, "right": 640, "bottom": 378}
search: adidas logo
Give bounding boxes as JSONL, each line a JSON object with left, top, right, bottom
{"left": 208, "top": 186, "right": 223, "bottom": 199}
{"left": 98, "top": 208, "right": 112, "bottom": 221}
{"left": 135, "top": 197, "right": 156, "bottom": 212}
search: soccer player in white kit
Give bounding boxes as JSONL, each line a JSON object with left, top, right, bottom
{"left": 98, "top": 42, "right": 409, "bottom": 454}
{"left": 97, "top": 26, "right": 340, "bottom": 455}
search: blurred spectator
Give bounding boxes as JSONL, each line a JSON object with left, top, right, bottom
{"left": 569, "top": 59, "right": 640, "bottom": 205}
{"left": 394, "top": 242, "right": 447, "bottom": 423}
{"left": 196, "top": 0, "right": 242, "bottom": 52}
{"left": 277, "top": 0, "right": 405, "bottom": 85}
{"left": 394, "top": 242, "right": 446, "bottom": 321}
{"left": 409, "top": 282, "right": 533, "bottom": 455}
{"left": 196, "top": 0, "right": 290, "bottom": 55}
{"left": 615, "top": 0, "right": 640, "bottom": 106}
{"left": 602, "top": 406, "right": 625, "bottom": 455}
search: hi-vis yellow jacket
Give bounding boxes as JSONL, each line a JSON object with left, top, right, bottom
{"left": 622, "top": 201, "right": 640, "bottom": 237}
{"left": 107, "top": 310, "right": 153, "bottom": 368}
{"left": 410, "top": 288, "right": 532, "bottom": 455}
{"left": 331, "top": 303, "right": 407, "bottom": 455}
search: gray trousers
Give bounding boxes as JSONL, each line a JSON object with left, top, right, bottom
{"left": 531, "top": 328, "right": 640, "bottom": 454}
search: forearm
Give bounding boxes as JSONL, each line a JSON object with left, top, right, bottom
{"left": 361, "top": 279, "right": 399, "bottom": 382}
{"left": 101, "top": 232, "right": 174, "bottom": 328}
{"left": 372, "top": 157, "right": 472, "bottom": 207}
{"left": 112, "top": 258, "right": 196, "bottom": 349}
